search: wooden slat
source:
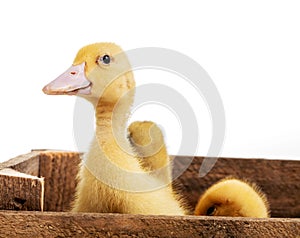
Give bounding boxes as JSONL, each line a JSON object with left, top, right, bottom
{"left": 0, "top": 151, "right": 40, "bottom": 176}
{"left": 0, "top": 169, "right": 44, "bottom": 211}
{"left": 0, "top": 151, "right": 299, "bottom": 237}
{"left": 0, "top": 150, "right": 299, "bottom": 219}
{"left": 173, "top": 156, "right": 300, "bottom": 218}
{"left": 38, "top": 151, "right": 80, "bottom": 212}
{"left": 0, "top": 211, "right": 298, "bottom": 238}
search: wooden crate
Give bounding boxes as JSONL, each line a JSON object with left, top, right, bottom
{"left": 0, "top": 150, "right": 299, "bottom": 237}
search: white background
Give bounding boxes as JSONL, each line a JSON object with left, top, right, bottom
{"left": 0, "top": 0, "right": 299, "bottom": 161}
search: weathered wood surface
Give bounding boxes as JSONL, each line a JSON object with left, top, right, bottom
{"left": 0, "top": 151, "right": 40, "bottom": 176}
{"left": 0, "top": 151, "right": 299, "bottom": 219}
{"left": 0, "top": 211, "right": 298, "bottom": 238}
{"left": 39, "top": 152, "right": 80, "bottom": 212}
{"left": 0, "top": 151, "right": 299, "bottom": 237}
{"left": 172, "top": 156, "right": 300, "bottom": 218}
{"left": 0, "top": 150, "right": 80, "bottom": 212}
{"left": 0, "top": 168, "right": 44, "bottom": 211}
{"left": 36, "top": 151, "right": 300, "bottom": 217}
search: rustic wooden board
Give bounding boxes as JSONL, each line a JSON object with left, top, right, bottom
{"left": 172, "top": 156, "right": 300, "bottom": 218}
{"left": 0, "top": 151, "right": 40, "bottom": 176}
{"left": 38, "top": 151, "right": 80, "bottom": 212}
{"left": 0, "top": 211, "right": 298, "bottom": 238}
{"left": 0, "top": 168, "right": 44, "bottom": 211}
{"left": 0, "top": 151, "right": 299, "bottom": 237}
{"left": 0, "top": 150, "right": 299, "bottom": 219}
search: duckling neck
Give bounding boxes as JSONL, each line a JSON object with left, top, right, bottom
{"left": 90, "top": 94, "right": 141, "bottom": 171}
{"left": 95, "top": 100, "right": 125, "bottom": 132}
{"left": 95, "top": 98, "right": 129, "bottom": 145}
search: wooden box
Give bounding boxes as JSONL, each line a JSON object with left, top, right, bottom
{"left": 0, "top": 150, "right": 299, "bottom": 237}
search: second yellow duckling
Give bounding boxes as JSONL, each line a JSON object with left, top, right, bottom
{"left": 194, "top": 178, "right": 270, "bottom": 218}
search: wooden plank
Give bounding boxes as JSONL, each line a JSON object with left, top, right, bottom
{"left": 173, "top": 156, "right": 300, "bottom": 218}
{"left": 0, "top": 150, "right": 299, "bottom": 218}
{"left": 38, "top": 151, "right": 80, "bottom": 212}
{"left": 0, "top": 151, "right": 40, "bottom": 176}
{"left": 0, "top": 211, "right": 298, "bottom": 238}
{"left": 0, "top": 169, "right": 44, "bottom": 211}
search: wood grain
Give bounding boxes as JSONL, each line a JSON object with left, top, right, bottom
{"left": 172, "top": 156, "right": 300, "bottom": 218}
{"left": 0, "top": 168, "right": 44, "bottom": 211}
{"left": 0, "top": 151, "right": 299, "bottom": 237}
{"left": 0, "top": 151, "right": 40, "bottom": 176}
{"left": 0, "top": 150, "right": 299, "bottom": 219}
{"left": 0, "top": 211, "right": 298, "bottom": 238}
{"left": 38, "top": 151, "right": 80, "bottom": 212}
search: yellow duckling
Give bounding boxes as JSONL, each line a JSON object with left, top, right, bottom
{"left": 43, "top": 43, "right": 186, "bottom": 215}
{"left": 194, "top": 178, "right": 270, "bottom": 218}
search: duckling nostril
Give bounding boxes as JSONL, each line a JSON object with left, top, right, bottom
{"left": 70, "top": 71, "right": 77, "bottom": 75}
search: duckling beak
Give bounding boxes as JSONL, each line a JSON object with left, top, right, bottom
{"left": 43, "top": 62, "right": 91, "bottom": 95}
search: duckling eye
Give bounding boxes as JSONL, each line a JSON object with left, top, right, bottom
{"left": 97, "top": 55, "right": 111, "bottom": 65}
{"left": 206, "top": 206, "right": 216, "bottom": 216}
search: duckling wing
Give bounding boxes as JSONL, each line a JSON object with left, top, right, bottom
{"left": 128, "top": 121, "right": 172, "bottom": 182}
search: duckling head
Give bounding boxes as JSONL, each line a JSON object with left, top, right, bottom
{"left": 43, "top": 43, "right": 135, "bottom": 104}
{"left": 194, "top": 178, "right": 270, "bottom": 218}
